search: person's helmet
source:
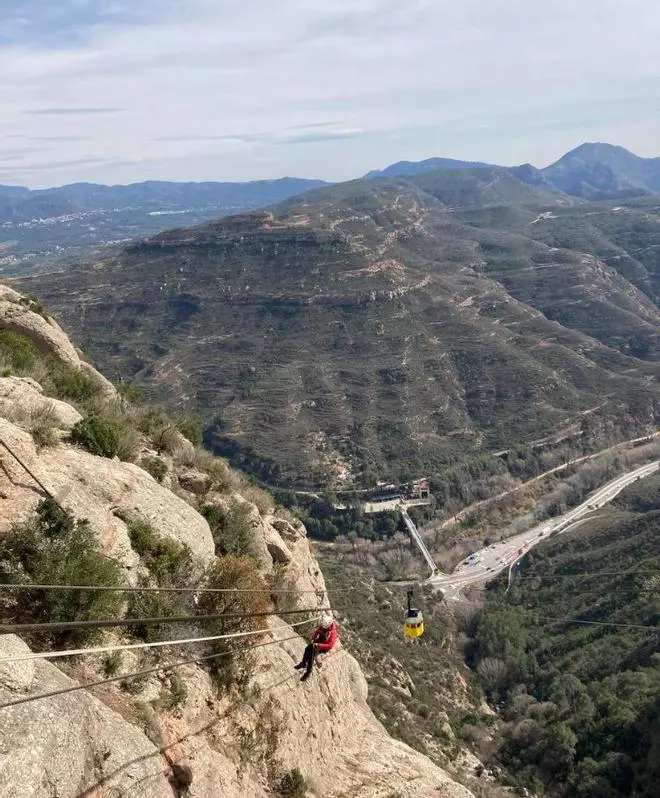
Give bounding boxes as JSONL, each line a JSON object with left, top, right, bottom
{"left": 320, "top": 613, "right": 333, "bottom": 629}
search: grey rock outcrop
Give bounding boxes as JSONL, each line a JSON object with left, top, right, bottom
{"left": 0, "top": 286, "right": 115, "bottom": 399}
{"left": 0, "top": 635, "right": 173, "bottom": 798}
{"left": 0, "top": 418, "right": 215, "bottom": 572}
{"left": 0, "top": 376, "right": 82, "bottom": 431}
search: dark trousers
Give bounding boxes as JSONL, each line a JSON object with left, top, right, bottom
{"left": 301, "top": 643, "right": 316, "bottom": 674}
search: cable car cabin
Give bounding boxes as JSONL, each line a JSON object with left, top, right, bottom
{"left": 404, "top": 607, "right": 424, "bottom": 639}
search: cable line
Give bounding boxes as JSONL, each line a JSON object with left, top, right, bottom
{"left": 537, "top": 616, "right": 660, "bottom": 631}
{"left": 0, "top": 581, "right": 343, "bottom": 595}
{"left": 0, "top": 633, "right": 304, "bottom": 711}
{"left": 0, "top": 618, "right": 314, "bottom": 665}
{"left": 0, "top": 606, "right": 331, "bottom": 635}
{"left": 508, "top": 569, "right": 660, "bottom": 582}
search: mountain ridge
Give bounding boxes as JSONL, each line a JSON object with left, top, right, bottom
{"left": 0, "top": 176, "right": 330, "bottom": 223}
{"left": 19, "top": 166, "right": 660, "bottom": 488}
{"left": 370, "top": 143, "right": 660, "bottom": 201}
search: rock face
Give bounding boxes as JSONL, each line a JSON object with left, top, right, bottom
{"left": 0, "top": 287, "right": 474, "bottom": 798}
{"left": 0, "top": 418, "right": 215, "bottom": 573}
{"left": 0, "top": 286, "right": 115, "bottom": 399}
{"left": 0, "top": 635, "right": 173, "bottom": 798}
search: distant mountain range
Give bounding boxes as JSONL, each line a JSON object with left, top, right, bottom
{"left": 0, "top": 177, "right": 329, "bottom": 271}
{"left": 4, "top": 143, "right": 660, "bottom": 274}
{"left": 365, "top": 156, "right": 493, "bottom": 179}
{"left": 0, "top": 177, "right": 330, "bottom": 224}
{"left": 370, "top": 143, "right": 660, "bottom": 201}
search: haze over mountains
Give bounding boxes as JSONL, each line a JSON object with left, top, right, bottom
{"left": 20, "top": 150, "right": 660, "bottom": 488}
{"left": 0, "top": 177, "right": 329, "bottom": 270}
{"left": 3, "top": 142, "right": 660, "bottom": 273}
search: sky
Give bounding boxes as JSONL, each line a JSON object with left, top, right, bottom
{"left": 1, "top": 0, "right": 659, "bottom": 188}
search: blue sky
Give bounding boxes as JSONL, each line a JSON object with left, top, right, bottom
{"left": 1, "top": 0, "right": 659, "bottom": 187}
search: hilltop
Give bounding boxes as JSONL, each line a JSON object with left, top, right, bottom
{"left": 373, "top": 143, "right": 660, "bottom": 201}
{"left": 19, "top": 166, "right": 660, "bottom": 490}
{"left": 365, "top": 157, "right": 493, "bottom": 179}
{"left": 539, "top": 143, "right": 660, "bottom": 199}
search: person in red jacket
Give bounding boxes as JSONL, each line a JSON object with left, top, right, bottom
{"left": 295, "top": 613, "right": 337, "bottom": 681}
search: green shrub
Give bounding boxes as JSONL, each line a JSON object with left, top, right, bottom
{"left": 122, "top": 517, "right": 192, "bottom": 641}
{"left": 18, "top": 294, "right": 47, "bottom": 318}
{"left": 103, "top": 650, "right": 123, "bottom": 676}
{"left": 140, "top": 456, "right": 168, "bottom": 483}
{"left": 203, "top": 457, "right": 234, "bottom": 492}
{"left": 0, "top": 331, "right": 39, "bottom": 372}
{"left": 177, "top": 416, "right": 203, "bottom": 447}
{"left": 197, "top": 556, "right": 273, "bottom": 691}
{"left": 136, "top": 408, "right": 170, "bottom": 436}
{"left": 50, "top": 365, "right": 102, "bottom": 403}
{"left": 202, "top": 501, "right": 256, "bottom": 558}
{"left": 115, "top": 424, "right": 140, "bottom": 462}
{"left": 240, "top": 483, "right": 274, "bottom": 515}
{"left": 117, "top": 381, "right": 144, "bottom": 404}
{"left": 126, "top": 575, "right": 190, "bottom": 642}
{"left": 126, "top": 518, "right": 192, "bottom": 585}
{"left": 157, "top": 672, "right": 188, "bottom": 711}
{"left": 120, "top": 673, "right": 149, "bottom": 694}
{"left": 71, "top": 416, "right": 122, "bottom": 458}
{"left": 278, "top": 768, "right": 307, "bottom": 796}
{"left": 0, "top": 499, "right": 123, "bottom": 645}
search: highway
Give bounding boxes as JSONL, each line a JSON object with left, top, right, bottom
{"left": 429, "top": 460, "right": 660, "bottom": 601}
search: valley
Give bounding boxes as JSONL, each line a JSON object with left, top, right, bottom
{"left": 1, "top": 146, "right": 659, "bottom": 798}
{"left": 433, "top": 458, "right": 660, "bottom": 600}
{"left": 0, "top": 177, "right": 328, "bottom": 272}
{"left": 468, "top": 469, "right": 660, "bottom": 797}
{"left": 15, "top": 162, "right": 660, "bottom": 497}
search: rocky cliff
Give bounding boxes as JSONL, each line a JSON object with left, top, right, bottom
{"left": 0, "top": 287, "right": 474, "bottom": 798}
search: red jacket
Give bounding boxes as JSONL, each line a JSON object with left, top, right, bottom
{"left": 311, "top": 621, "right": 337, "bottom": 652}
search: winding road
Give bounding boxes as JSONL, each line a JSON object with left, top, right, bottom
{"left": 429, "top": 460, "right": 660, "bottom": 600}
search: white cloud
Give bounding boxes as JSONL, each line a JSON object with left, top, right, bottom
{"left": 0, "top": 0, "right": 659, "bottom": 186}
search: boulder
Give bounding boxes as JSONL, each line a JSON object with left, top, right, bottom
{"left": 271, "top": 516, "right": 305, "bottom": 541}
{"left": 0, "top": 376, "right": 82, "bottom": 431}
{"left": 177, "top": 468, "right": 210, "bottom": 495}
{"left": 265, "top": 531, "right": 293, "bottom": 564}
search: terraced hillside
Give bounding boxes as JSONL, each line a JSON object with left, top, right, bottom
{"left": 19, "top": 168, "right": 660, "bottom": 488}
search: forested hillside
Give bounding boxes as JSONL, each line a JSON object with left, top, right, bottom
{"left": 472, "top": 472, "right": 660, "bottom": 796}
{"left": 19, "top": 168, "right": 660, "bottom": 489}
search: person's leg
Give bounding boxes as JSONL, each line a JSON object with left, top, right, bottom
{"left": 301, "top": 645, "right": 316, "bottom": 680}
{"left": 295, "top": 643, "right": 314, "bottom": 670}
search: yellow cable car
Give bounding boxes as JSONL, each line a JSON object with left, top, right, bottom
{"left": 403, "top": 589, "right": 424, "bottom": 639}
